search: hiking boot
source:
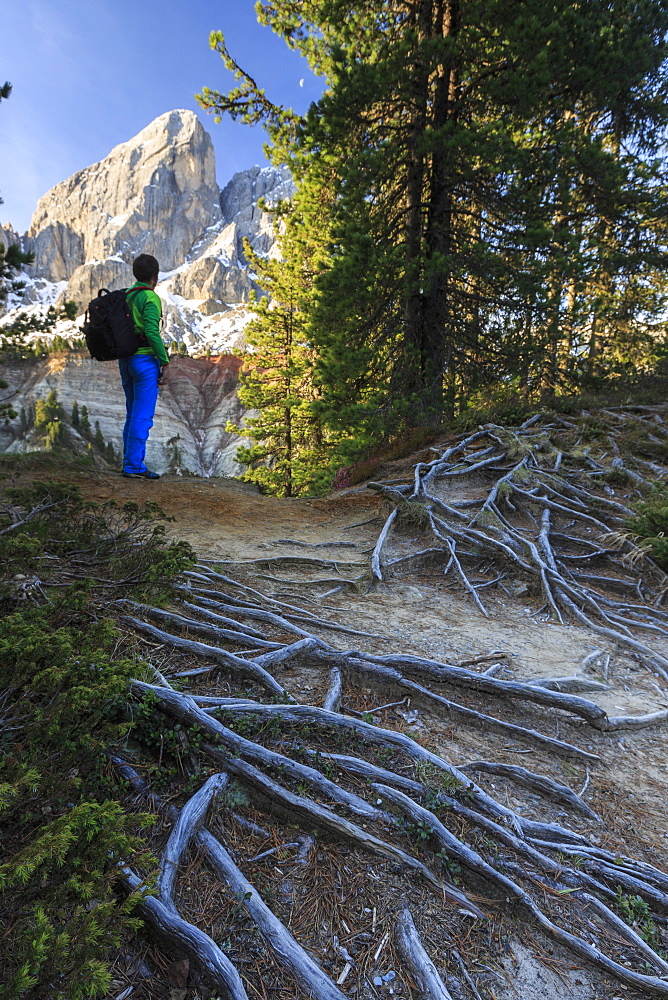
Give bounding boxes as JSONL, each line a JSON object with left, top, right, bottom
{"left": 122, "top": 470, "right": 160, "bottom": 479}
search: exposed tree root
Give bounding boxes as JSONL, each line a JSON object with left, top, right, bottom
{"left": 366, "top": 415, "right": 668, "bottom": 674}
{"left": 104, "top": 409, "right": 668, "bottom": 996}
{"left": 395, "top": 907, "right": 454, "bottom": 999}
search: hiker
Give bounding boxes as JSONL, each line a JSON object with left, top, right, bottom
{"left": 119, "top": 253, "right": 170, "bottom": 479}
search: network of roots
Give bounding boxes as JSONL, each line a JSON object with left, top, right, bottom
{"left": 112, "top": 404, "right": 668, "bottom": 999}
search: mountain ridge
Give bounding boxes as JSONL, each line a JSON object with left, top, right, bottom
{"left": 0, "top": 109, "right": 293, "bottom": 474}
{"left": 2, "top": 108, "right": 294, "bottom": 355}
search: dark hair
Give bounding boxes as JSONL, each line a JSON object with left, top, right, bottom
{"left": 132, "top": 253, "right": 160, "bottom": 283}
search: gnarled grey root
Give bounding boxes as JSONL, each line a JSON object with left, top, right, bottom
{"left": 459, "top": 761, "right": 599, "bottom": 820}
{"left": 120, "top": 865, "right": 248, "bottom": 1000}
{"left": 123, "top": 616, "right": 287, "bottom": 696}
{"left": 115, "top": 761, "right": 347, "bottom": 1000}
{"left": 395, "top": 907, "right": 454, "bottom": 999}
{"left": 375, "top": 784, "right": 668, "bottom": 996}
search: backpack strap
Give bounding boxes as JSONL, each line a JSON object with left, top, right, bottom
{"left": 125, "top": 285, "right": 156, "bottom": 347}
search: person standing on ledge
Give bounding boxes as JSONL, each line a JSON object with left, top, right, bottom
{"left": 120, "top": 253, "right": 170, "bottom": 479}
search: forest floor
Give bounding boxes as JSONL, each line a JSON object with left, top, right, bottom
{"left": 30, "top": 450, "right": 668, "bottom": 1000}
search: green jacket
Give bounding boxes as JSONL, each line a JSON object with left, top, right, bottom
{"left": 127, "top": 282, "right": 169, "bottom": 366}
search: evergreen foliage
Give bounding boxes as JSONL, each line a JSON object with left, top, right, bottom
{"left": 79, "top": 405, "right": 91, "bottom": 436}
{"left": 626, "top": 485, "right": 668, "bottom": 571}
{"left": 201, "top": 0, "right": 668, "bottom": 493}
{"left": 0, "top": 481, "right": 195, "bottom": 998}
{"left": 227, "top": 234, "right": 328, "bottom": 496}
{"left": 94, "top": 420, "right": 105, "bottom": 453}
{"left": 0, "top": 241, "right": 35, "bottom": 307}
{"left": 0, "top": 305, "right": 83, "bottom": 361}
{"left": 33, "top": 390, "right": 74, "bottom": 451}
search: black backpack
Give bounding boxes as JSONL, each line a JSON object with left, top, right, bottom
{"left": 83, "top": 286, "right": 150, "bottom": 361}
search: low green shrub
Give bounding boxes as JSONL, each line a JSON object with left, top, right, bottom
{"left": 626, "top": 485, "right": 668, "bottom": 572}
{"left": 0, "top": 480, "right": 194, "bottom": 997}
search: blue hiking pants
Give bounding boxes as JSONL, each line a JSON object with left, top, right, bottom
{"left": 118, "top": 354, "right": 160, "bottom": 473}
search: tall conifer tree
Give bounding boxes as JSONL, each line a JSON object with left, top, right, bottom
{"left": 202, "top": 0, "right": 668, "bottom": 488}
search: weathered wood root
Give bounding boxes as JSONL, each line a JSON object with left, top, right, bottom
{"left": 364, "top": 418, "right": 668, "bottom": 675}
{"left": 115, "top": 760, "right": 348, "bottom": 1000}
{"left": 395, "top": 907, "right": 454, "bottom": 999}
{"left": 377, "top": 784, "right": 668, "bottom": 996}
{"left": 458, "top": 761, "right": 599, "bottom": 820}
{"left": 120, "top": 865, "right": 248, "bottom": 1000}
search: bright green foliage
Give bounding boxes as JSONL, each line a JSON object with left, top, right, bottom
{"left": 79, "top": 404, "right": 91, "bottom": 436}
{"left": 34, "top": 389, "right": 68, "bottom": 450}
{"left": 94, "top": 420, "right": 105, "bottom": 452}
{"left": 626, "top": 485, "right": 668, "bottom": 571}
{"left": 228, "top": 229, "right": 331, "bottom": 496}
{"left": 34, "top": 389, "right": 64, "bottom": 430}
{"left": 615, "top": 887, "right": 664, "bottom": 952}
{"left": 0, "top": 480, "right": 196, "bottom": 998}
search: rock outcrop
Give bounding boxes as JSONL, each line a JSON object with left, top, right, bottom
{"left": 220, "top": 164, "right": 294, "bottom": 258}
{"left": 0, "top": 112, "right": 298, "bottom": 474}
{"left": 0, "top": 224, "right": 21, "bottom": 252}
{"left": 0, "top": 353, "right": 247, "bottom": 477}
{"left": 25, "top": 110, "right": 221, "bottom": 298}
{"left": 5, "top": 111, "right": 294, "bottom": 354}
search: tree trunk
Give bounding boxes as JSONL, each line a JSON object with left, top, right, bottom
{"left": 421, "top": 0, "right": 461, "bottom": 423}
{"left": 402, "top": 0, "right": 433, "bottom": 418}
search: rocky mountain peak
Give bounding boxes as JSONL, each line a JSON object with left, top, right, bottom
{"left": 25, "top": 109, "right": 221, "bottom": 305}
{"left": 4, "top": 111, "right": 294, "bottom": 356}
{"left": 220, "top": 164, "right": 294, "bottom": 258}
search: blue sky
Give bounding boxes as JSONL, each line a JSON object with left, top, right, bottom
{"left": 0, "top": 1, "right": 323, "bottom": 233}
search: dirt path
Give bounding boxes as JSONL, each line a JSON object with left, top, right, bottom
{"left": 66, "top": 469, "right": 667, "bottom": 867}
{"left": 27, "top": 466, "right": 668, "bottom": 998}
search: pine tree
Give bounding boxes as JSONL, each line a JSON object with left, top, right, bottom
{"left": 94, "top": 421, "right": 105, "bottom": 453}
{"left": 203, "top": 0, "right": 668, "bottom": 448}
{"left": 0, "top": 241, "right": 35, "bottom": 306}
{"left": 0, "top": 379, "right": 16, "bottom": 424}
{"left": 34, "top": 390, "right": 64, "bottom": 431}
{"left": 227, "top": 232, "right": 328, "bottom": 497}
{"left": 80, "top": 405, "right": 91, "bottom": 436}
{"left": 71, "top": 400, "right": 80, "bottom": 428}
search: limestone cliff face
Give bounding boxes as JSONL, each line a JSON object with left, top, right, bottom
{"left": 6, "top": 111, "right": 294, "bottom": 355}
{"left": 220, "top": 164, "right": 295, "bottom": 259}
{"left": 0, "top": 114, "right": 298, "bottom": 475}
{"left": 25, "top": 110, "right": 221, "bottom": 300}
{"left": 0, "top": 354, "right": 247, "bottom": 477}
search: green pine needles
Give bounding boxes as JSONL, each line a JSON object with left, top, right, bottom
{"left": 227, "top": 234, "right": 332, "bottom": 497}
{"left": 0, "top": 481, "right": 195, "bottom": 998}
{"left": 201, "top": 0, "right": 668, "bottom": 495}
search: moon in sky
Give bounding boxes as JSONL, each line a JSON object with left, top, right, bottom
{"left": 299, "top": 78, "right": 304, "bottom": 87}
